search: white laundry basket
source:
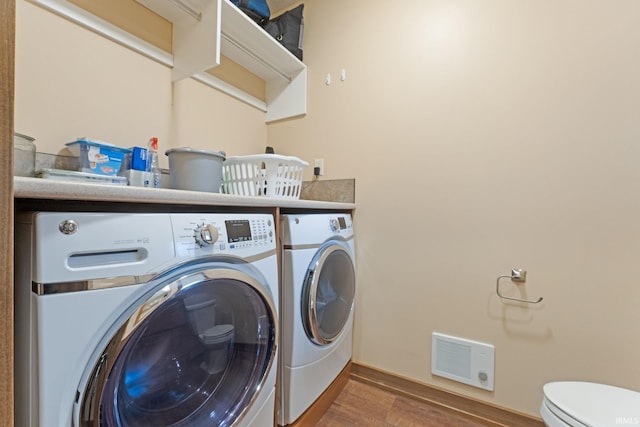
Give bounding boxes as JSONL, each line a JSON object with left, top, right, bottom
{"left": 221, "top": 154, "right": 308, "bottom": 199}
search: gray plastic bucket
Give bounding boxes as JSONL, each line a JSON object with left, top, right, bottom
{"left": 165, "top": 147, "right": 226, "bottom": 193}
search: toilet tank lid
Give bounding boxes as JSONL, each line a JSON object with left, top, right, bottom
{"left": 543, "top": 381, "right": 640, "bottom": 426}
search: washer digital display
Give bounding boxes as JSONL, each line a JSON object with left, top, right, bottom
{"left": 225, "top": 220, "right": 252, "bottom": 243}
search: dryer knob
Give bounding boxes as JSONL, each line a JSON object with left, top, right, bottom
{"left": 194, "top": 224, "right": 219, "bottom": 246}
{"left": 329, "top": 218, "right": 340, "bottom": 232}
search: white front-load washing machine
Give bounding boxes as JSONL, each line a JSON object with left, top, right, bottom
{"left": 278, "top": 213, "right": 356, "bottom": 426}
{"left": 14, "top": 212, "right": 279, "bottom": 427}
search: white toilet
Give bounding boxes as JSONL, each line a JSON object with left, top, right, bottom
{"left": 541, "top": 381, "right": 640, "bottom": 427}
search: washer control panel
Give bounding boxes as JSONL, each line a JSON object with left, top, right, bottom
{"left": 171, "top": 214, "right": 275, "bottom": 257}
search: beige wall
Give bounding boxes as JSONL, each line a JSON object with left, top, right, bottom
{"left": 268, "top": 0, "right": 640, "bottom": 416}
{"left": 14, "top": 0, "right": 266, "bottom": 169}
{"left": 14, "top": 0, "right": 640, "bottom": 418}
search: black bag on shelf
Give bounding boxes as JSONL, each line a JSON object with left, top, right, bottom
{"left": 231, "top": 0, "right": 270, "bottom": 26}
{"left": 264, "top": 4, "right": 304, "bottom": 61}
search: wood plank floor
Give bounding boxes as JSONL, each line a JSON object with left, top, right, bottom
{"left": 315, "top": 380, "right": 488, "bottom": 427}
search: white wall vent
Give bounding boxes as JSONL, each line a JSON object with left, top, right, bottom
{"left": 431, "top": 332, "right": 495, "bottom": 391}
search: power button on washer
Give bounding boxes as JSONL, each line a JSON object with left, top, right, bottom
{"left": 59, "top": 220, "right": 79, "bottom": 235}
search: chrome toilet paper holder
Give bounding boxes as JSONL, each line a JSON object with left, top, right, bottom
{"left": 496, "top": 268, "right": 543, "bottom": 304}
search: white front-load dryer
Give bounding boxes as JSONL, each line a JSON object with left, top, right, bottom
{"left": 279, "top": 213, "right": 356, "bottom": 426}
{"left": 14, "top": 212, "right": 279, "bottom": 427}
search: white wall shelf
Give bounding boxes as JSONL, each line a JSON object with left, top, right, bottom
{"left": 28, "top": 0, "right": 307, "bottom": 122}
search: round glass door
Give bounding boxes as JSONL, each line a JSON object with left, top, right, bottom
{"left": 78, "top": 267, "right": 276, "bottom": 427}
{"left": 302, "top": 242, "right": 355, "bottom": 345}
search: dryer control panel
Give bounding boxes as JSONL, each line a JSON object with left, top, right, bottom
{"left": 171, "top": 214, "right": 275, "bottom": 258}
{"left": 281, "top": 213, "right": 353, "bottom": 246}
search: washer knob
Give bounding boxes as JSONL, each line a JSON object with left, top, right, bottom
{"left": 329, "top": 218, "right": 340, "bottom": 231}
{"left": 194, "top": 224, "right": 219, "bottom": 246}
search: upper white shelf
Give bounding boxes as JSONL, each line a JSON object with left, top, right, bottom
{"left": 28, "top": 0, "right": 307, "bottom": 122}
{"left": 136, "top": 0, "right": 307, "bottom": 121}
{"left": 221, "top": 0, "right": 304, "bottom": 80}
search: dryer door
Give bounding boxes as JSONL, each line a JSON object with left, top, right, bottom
{"left": 302, "top": 241, "right": 356, "bottom": 345}
{"left": 76, "top": 264, "right": 277, "bottom": 427}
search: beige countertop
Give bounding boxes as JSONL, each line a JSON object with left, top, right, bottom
{"left": 13, "top": 177, "right": 356, "bottom": 210}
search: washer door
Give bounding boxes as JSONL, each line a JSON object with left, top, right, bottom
{"left": 77, "top": 263, "right": 277, "bottom": 427}
{"left": 302, "top": 241, "right": 356, "bottom": 345}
